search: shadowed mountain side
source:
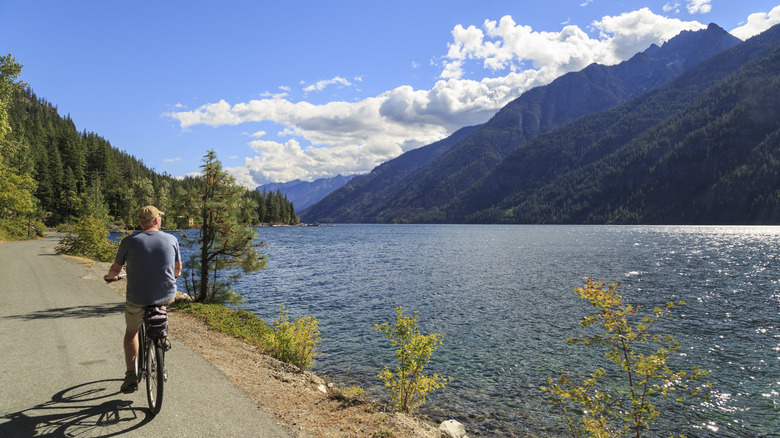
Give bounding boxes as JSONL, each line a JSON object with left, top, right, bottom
{"left": 303, "top": 24, "right": 742, "bottom": 223}
{"left": 453, "top": 23, "right": 780, "bottom": 224}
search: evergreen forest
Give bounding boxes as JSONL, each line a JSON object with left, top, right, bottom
{"left": 0, "top": 58, "right": 298, "bottom": 240}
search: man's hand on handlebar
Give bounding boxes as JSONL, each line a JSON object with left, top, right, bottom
{"left": 104, "top": 273, "right": 126, "bottom": 282}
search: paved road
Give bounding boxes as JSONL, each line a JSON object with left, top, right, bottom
{"left": 0, "top": 235, "right": 292, "bottom": 437}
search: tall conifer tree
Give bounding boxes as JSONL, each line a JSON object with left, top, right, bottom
{"left": 181, "top": 150, "right": 267, "bottom": 303}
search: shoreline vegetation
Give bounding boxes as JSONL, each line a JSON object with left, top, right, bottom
{"left": 172, "top": 302, "right": 449, "bottom": 438}
{"left": 60, "top": 238, "right": 464, "bottom": 438}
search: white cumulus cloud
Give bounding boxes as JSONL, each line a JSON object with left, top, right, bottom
{"left": 593, "top": 7, "right": 706, "bottom": 59}
{"left": 731, "top": 5, "right": 780, "bottom": 40}
{"left": 663, "top": 2, "right": 681, "bottom": 13}
{"left": 686, "top": 0, "right": 712, "bottom": 14}
{"left": 441, "top": 8, "right": 704, "bottom": 82}
{"left": 303, "top": 76, "right": 354, "bottom": 93}
{"left": 166, "top": 9, "right": 716, "bottom": 187}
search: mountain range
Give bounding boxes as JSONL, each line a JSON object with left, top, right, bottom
{"left": 256, "top": 175, "right": 357, "bottom": 210}
{"left": 301, "top": 23, "right": 780, "bottom": 225}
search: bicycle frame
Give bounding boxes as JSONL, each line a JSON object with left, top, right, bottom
{"left": 133, "top": 307, "right": 167, "bottom": 416}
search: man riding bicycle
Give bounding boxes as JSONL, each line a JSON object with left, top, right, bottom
{"left": 104, "top": 205, "right": 182, "bottom": 393}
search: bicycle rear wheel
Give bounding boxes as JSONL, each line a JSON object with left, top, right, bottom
{"left": 146, "top": 340, "right": 165, "bottom": 415}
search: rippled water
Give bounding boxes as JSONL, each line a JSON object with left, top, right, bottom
{"left": 187, "top": 225, "right": 779, "bottom": 436}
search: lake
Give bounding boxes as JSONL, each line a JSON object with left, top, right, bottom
{"left": 185, "top": 224, "right": 779, "bottom": 436}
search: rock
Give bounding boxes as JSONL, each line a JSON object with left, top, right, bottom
{"left": 440, "top": 420, "right": 468, "bottom": 438}
{"left": 305, "top": 371, "right": 325, "bottom": 385}
{"left": 174, "top": 291, "right": 193, "bottom": 302}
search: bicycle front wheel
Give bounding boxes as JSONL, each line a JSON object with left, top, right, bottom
{"left": 146, "top": 340, "right": 165, "bottom": 415}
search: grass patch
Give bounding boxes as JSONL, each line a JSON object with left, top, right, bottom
{"left": 174, "top": 302, "right": 321, "bottom": 373}
{"left": 330, "top": 385, "right": 367, "bottom": 405}
{"left": 174, "top": 302, "right": 273, "bottom": 350}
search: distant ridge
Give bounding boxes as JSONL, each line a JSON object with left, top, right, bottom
{"left": 303, "top": 23, "right": 746, "bottom": 223}
{"left": 300, "top": 124, "right": 480, "bottom": 222}
{"left": 257, "top": 174, "right": 358, "bottom": 211}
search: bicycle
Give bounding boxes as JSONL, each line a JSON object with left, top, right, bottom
{"left": 135, "top": 305, "right": 169, "bottom": 416}
{"left": 107, "top": 274, "right": 170, "bottom": 416}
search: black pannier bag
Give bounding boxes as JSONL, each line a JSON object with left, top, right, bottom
{"left": 144, "top": 306, "right": 169, "bottom": 339}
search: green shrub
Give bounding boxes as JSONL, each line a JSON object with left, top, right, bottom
{"left": 33, "top": 219, "right": 45, "bottom": 237}
{"left": 54, "top": 215, "right": 120, "bottom": 262}
{"left": 263, "top": 304, "right": 321, "bottom": 372}
{"left": 0, "top": 217, "right": 43, "bottom": 240}
{"left": 177, "top": 302, "right": 272, "bottom": 347}
{"left": 373, "top": 307, "right": 451, "bottom": 414}
{"left": 179, "top": 302, "right": 320, "bottom": 372}
{"left": 541, "top": 279, "right": 709, "bottom": 438}
{"left": 0, "top": 218, "right": 21, "bottom": 241}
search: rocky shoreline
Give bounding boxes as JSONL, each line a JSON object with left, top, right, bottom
{"left": 67, "top": 253, "right": 470, "bottom": 438}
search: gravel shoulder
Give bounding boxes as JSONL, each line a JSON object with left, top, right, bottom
{"left": 70, "top": 254, "right": 440, "bottom": 438}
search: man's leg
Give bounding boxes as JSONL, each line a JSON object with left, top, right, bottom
{"left": 122, "top": 299, "right": 144, "bottom": 393}
{"left": 124, "top": 329, "right": 139, "bottom": 372}
{"left": 120, "top": 329, "right": 139, "bottom": 393}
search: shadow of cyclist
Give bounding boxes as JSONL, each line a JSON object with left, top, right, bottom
{"left": 0, "top": 379, "right": 153, "bottom": 437}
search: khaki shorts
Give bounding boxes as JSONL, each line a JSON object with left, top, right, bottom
{"left": 125, "top": 298, "right": 175, "bottom": 331}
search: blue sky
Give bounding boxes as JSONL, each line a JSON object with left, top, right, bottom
{"left": 2, "top": 1, "right": 779, "bottom": 187}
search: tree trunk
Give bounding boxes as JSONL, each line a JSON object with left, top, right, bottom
{"left": 197, "top": 205, "right": 211, "bottom": 303}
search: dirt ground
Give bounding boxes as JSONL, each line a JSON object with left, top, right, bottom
{"left": 71, "top": 255, "right": 442, "bottom": 438}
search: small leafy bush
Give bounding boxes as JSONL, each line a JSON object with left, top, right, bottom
{"left": 264, "top": 304, "right": 321, "bottom": 372}
{"left": 55, "top": 215, "right": 120, "bottom": 262}
{"left": 0, "top": 217, "right": 44, "bottom": 241}
{"left": 373, "top": 307, "right": 451, "bottom": 414}
{"left": 541, "top": 278, "right": 709, "bottom": 438}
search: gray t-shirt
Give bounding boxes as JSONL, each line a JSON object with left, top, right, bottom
{"left": 115, "top": 231, "right": 181, "bottom": 305}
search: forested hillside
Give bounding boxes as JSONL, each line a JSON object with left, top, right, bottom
{"left": 0, "top": 67, "right": 297, "bottom": 239}
{"left": 457, "top": 24, "right": 780, "bottom": 224}
{"left": 5, "top": 88, "right": 178, "bottom": 227}
{"left": 302, "top": 24, "right": 742, "bottom": 223}
{"left": 303, "top": 24, "right": 779, "bottom": 225}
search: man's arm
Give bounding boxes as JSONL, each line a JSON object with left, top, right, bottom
{"left": 104, "top": 262, "right": 123, "bottom": 282}
{"left": 174, "top": 260, "right": 182, "bottom": 279}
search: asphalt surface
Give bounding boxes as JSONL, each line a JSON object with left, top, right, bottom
{"left": 0, "top": 235, "right": 292, "bottom": 437}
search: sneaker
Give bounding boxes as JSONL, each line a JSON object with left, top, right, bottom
{"left": 163, "top": 338, "right": 172, "bottom": 351}
{"left": 120, "top": 371, "right": 138, "bottom": 393}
